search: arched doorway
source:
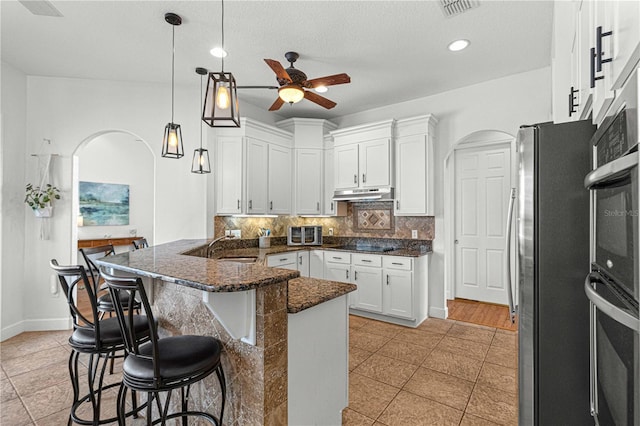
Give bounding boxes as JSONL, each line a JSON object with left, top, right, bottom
{"left": 443, "top": 130, "right": 516, "bottom": 311}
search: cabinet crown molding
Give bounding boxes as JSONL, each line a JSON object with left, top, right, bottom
{"left": 395, "top": 114, "right": 438, "bottom": 138}
{"left": 330, "top": 119, "right": 396, "bottom": 144}
{"left": 215, "top": 118, "right": 293, "bottom": 146}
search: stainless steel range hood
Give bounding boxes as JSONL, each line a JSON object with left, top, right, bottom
{"left": 332, "top": 188, "right": 394, "bottom": 202}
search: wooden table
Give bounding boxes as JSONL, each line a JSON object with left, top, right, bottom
{"left": 77, "top": 237, "right": 143, "bottom": 249}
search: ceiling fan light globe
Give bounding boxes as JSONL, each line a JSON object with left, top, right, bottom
{"left": 210, "top": 47, "right": 228, "bottom": 58}
{"left": 278, "top": 86, "right": 304, "bottom": 104}
{"left": 314, "top": 86, "right": 328, "bottom": 93}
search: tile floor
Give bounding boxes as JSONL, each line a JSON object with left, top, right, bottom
{"left": 343, "top": 315, "right": 518, "bottom": 426}
{"left": 1, "top": 316, "right": 518, "bottom": 426}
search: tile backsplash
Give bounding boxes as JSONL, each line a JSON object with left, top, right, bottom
{"left": 214, "top": 202, "right": 434, "bottom": 240}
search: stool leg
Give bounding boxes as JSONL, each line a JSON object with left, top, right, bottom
{"left": 215, "top": 364, "right": 227, "bottom": 426}
{"left": 181, "top": 386, "right": 189, "bottom": 426}
{"left": 68, "top": 350, "right": 80, "bottom": 426}
{"left": 116, "top": 383, "right": 127, "bottom": 426}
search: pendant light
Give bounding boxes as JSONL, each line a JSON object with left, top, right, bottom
{"left": 202, "top": 0, "right": 240, "bottom": 128}
{"left": 162, "top": 12, "right": 185, "bottom": 158}
{"left": 192, "top": 67, "right": 211, "bottom": 174}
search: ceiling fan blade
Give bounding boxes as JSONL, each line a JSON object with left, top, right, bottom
{"left": 268, "top": 97, "right": 285, "bottom": 111}
{"left": 306, "top": 73, "right": 351, "bottom": 88}
{"left": 264, "top": 59, "right": 292, "bottom": 83}
{"left": 303, "top": 91, "right": 337, "bottom": 109}
{"left": 237, "top": 86, "right": 279, "bottom": 89}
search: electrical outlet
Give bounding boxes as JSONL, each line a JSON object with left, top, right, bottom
{"left": 411, "top": 230, "right": 418, "bottom": 239}
{"left": 329, "top": 228, "right": 334, "bottom": 236}
{"left": 225, "top": 229, "right": 231, "bottom": 236}
{"left": 230, "top": 229, "right": 241, "bottom": 238}
{"left": 129, "top": 228, "right": 137, "bottom": 236}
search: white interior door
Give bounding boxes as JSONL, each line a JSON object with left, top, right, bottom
{"left": 454, "top": 144, "right": 512, "bottom": 304}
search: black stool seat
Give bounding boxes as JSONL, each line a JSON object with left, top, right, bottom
{"left": 96, "top": 291, "right": 140, "bottom": 313}
{"left": 124, "top": 336, "right": 222, "bottom": 387}
{"left": 70, "top": 316, "right": 151, "bottom": 350}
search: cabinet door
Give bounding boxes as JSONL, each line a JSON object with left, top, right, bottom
{"left": 383, "top": 269, "right": 414, "bottom": 320}
{"left": 360, "top": 138, "right": 390, "bottom": 188}
{"left": 610, "top": 0, "right": 640, "bottom": 90}
{"left": 324, "top": 148, "right": 336, "bottom": 215}
{"left": 297, "top": 251, "right": 310, "bottom": 277}
{"left": 246, "top": 138, "right": 268, "bottom": 214}
{"left": 334, "top": 144, "right": 359, "bottom": 190}
{"left": 576, "top": 0, "right": 594, "bottom": 120}
{"left": 591, "top": 0, "right": 616, "bottom": 125}
{"left": 268, "top": 144, "right": 292, "bottom": 214}
{"left": 309, "top": 250, "right": 324, "bottom": 279}
{"left": 324, "top": 262, "right": 351, "bottom": 283}
{"left": 396, "top": 135, "right": 427, "bottom": 216}
{"left": 295, "top": 149, "right": 322, "bottom": 215}
{"left": 353, "top": 266, "right": 383, "bottom": 313}
{"left": 215, "top": 136, "right": 243, "bottom": 214}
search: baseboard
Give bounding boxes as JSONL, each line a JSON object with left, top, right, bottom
{"left": 428, "top": 306, "right": 448, "bottom": 319}
{"left": 1, "top": 317, "right": 71, "bottom": 341}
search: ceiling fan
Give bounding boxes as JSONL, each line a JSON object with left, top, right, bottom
{"left": 239, "top": 52, "right": 351, "bottom": 111}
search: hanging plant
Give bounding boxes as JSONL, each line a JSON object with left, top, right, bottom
{"left": 24, "top": 183, "right": 61, "bottom": 217}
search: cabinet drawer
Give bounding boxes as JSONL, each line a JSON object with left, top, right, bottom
{"left": 325, "top": 251, "right": 351, "bottom": 264}
{"left": 383, "top": 256, "right": 412, "bottom": 270}
{"left": 267, "top": 252, "right": 297, "bottom": 267}
{"left": 352, "top": 254, "right": 382, "bottom": 267}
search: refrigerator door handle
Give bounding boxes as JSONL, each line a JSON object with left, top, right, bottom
{"left": 584, "top": 272, "right": 640, "bottom": 330}
{"left": 584, "top": 153, "right": 637, "bottom": 190}
{"left": 505, "top": 187, "right": 517, "bottom": 323}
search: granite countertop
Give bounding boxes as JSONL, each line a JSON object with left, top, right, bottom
{"left": 94, "top": 239, "right": 299, "bottom": 293}
{"left": 287, "top": 277, "right": 357, "bottom": 314}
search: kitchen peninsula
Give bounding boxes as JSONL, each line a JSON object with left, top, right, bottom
{"left": 95, "top": 239, "right": 356, "bottom": 425}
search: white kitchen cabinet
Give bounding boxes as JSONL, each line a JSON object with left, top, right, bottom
{"left": 309, "top": 250, "right": 324, "bottom": 279}
{"left": 323, "top": 147, "right": 347, "bottom": 217}
{"left": 295, "top": 149, "right": 323, "bottom": 215}
{"left": 268, "top": 144, "right": 292, "bottom": 215}
{"left": 576, "top": 0, "right": 594, "bottom": 120}
{"left": 215, "top": 136, "right": 243, "bottom": 215}
{"left": 394, "top": 115, "right": 437, "bottom": 216}
{"left": 591, "top": 0, "right": 616, "bottom": 125}
{"left": 352, "top": 254, "right": 383, "bottom": 313}
{"left": 609, "top": 1, "right": 640, "bottom": 90}
{"left": 331, "top": 120, "right": 395, "bottom": 191}
{"left": 296, "top": 251, "right": 310, "bottom": 277}
{"left": 383, "top": 268, "right": 414, "bottom": 320}
{"left": 267, "top": 252, "right": 298, "bottom": 270}
{"left": 246, "top": 138, "right": 269, "bottom": 214}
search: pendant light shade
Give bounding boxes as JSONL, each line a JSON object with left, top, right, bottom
{"left": 202, "top": 0, "right": 241, "bottom": 128}
{"left": 192, "top": 67, "right": 211, "bottom": 174}
{"left": 162, "top": 12, "right": 184, "bottom": 159}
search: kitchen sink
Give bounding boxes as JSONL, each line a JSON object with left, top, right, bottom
{"left": 216, "top": 256, "right": 258, "bottom": 264}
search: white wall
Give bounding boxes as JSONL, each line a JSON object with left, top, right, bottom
{"left": 334, "top": 67, "right": 552, "bottom": 318}
{"left": 1, "top": 62, "right": 27, "bottom": 339}
{"left": 77, "top": 133, "right": 154, "bottom": 246}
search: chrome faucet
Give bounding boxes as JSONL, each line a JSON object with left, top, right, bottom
{"left": 207, "top": 235, "right": 234, "bottom": 257}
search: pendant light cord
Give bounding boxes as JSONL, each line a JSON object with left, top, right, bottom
{"left": 221, "top": 0, "right": 225, "bottom": 72}
{"left": 171, "top": 24, "right": 175, "bottom": 122}
{"left": 200, "top": 73, "right": 204, "bottom": 149}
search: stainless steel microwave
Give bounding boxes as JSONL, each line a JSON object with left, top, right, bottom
{"left": 287, "top": 226, "right": 322, "bottom": 246}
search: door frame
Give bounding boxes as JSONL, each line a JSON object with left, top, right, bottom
{"left": 443, "top": 130, "right": 516, "bottom": 306}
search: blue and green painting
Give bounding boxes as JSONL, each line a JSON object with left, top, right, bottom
{"left": 79, "top": 181, "right": 130, "bottom": 226}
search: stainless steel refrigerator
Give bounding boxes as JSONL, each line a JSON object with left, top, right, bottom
{"left": 515, "top": 119, "right": 596, "bottom": 425}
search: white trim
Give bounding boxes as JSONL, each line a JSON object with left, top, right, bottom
{"left": 1, "top": 317, "right": 71, "bottom": 341}
{"left": 428, "top": 306, "right": 448, "bottom": 320}
{"left": 443, "top": 130, "right": 516, "bottom": 308}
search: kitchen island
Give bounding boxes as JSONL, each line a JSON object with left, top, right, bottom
{"left": 95, "top": 239, "right": 356, "bottom": 425}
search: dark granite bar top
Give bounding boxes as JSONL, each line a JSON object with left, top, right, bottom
{"left": 287, "top": 278, "right": 357, "bottom": 314}
{"left": 94, "top": 239, "right": 299, "bottom": 293}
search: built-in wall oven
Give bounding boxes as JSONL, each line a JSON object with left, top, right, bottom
{"left": 584, "top": 71, "right": 640, "bottom": 426}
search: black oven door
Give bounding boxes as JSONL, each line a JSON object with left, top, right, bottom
{"left": 585, "top": 272, "right": 639, "bottom": 426}
{"left": 586, "top": 152, "right": 638, "bottom": 299}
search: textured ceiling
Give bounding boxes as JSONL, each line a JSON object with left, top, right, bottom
{"left": 1, "top": 0, "right": 554, "bottom": 119}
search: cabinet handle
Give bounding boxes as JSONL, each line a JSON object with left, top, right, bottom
{"left": 354, "top": 271, "right": 358, "bottom": 280}
{"left": 332, "top": 256, "right": 343, "bottom": 260}
{"left": 317, "top": 201, "right": 320, "bottom": 211}
{"left": 299, "top": 256, "right": 302, "bottom": 265}
{"left": 386, "top": 275, "right": 390, "bottom": 285}
{"left": 270, "top": 201, "right": 273, "bottom": 210}
{"left": 237, "top": 199, "right": 240, "bottom": 209}
{"left": 362, "top": 259, "right": 372, "bottom": 263}
{"left": 330, "top": 202, "right": 334, "bottom": 211}
{"left": 595, "top": 26, "right": 613, "bottom": 73}
{"left": 353, "top": 174, "right": 357, "bottom": 184}
{"left": 249, "top": 200, "right": 253, "bottom": 209}
{"left": 569, "top": 86, "right": 579, "bottom": 117}
{"left": 346, "top": 269, "right": 349, "bottom": 280}
{"left": 396, "top": 200, "right": 399, "bottom": 210}
{"left": 280, "top": 258, "right": 288, "bottom": 262}
{"left": 362, "top": 173, "right": 366, "bottom": 183}
{"left": 392, "top": 262, "right": 403, "bottom": 266}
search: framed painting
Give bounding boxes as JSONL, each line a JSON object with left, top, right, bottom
{"left": 79, "top": 181, "right": 130, "bottom": 226}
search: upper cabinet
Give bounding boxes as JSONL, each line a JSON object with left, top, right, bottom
{"left": 330, "top": 120, "right": 395, "bottom": 191}
{"left": 214, "top": 118, "right": 293, "bottom": 216}
{"left": 553, "top": 0, "right": 640, "bottom": 125}
{"left": 395, "top": 115, "right": 437, "bottom": 216}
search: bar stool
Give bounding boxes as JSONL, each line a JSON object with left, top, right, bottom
{"left": 79, "top": 245, "right": 142, "bottom": 319}
{"left": 101, "top": 270, "right": 226, "bottom": 425}
{"left": 50, "top": 260, "right": 151, "bottom": 425}
{"left": 131, "top": 238, "right": 148, "bottom": 250}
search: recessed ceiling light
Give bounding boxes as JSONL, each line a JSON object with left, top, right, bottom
{"left": 210, "top": 47, "right": 227, "bottom": 58}
{"left": 315, "top": 86, "right": 328, "bottom": 93}
{"left": 448, "top": 39, "right": 470, "bottom": 52}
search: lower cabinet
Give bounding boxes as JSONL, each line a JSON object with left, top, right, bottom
{"left": 296, "top": 251, "right": 310, "bottom": 277}
{"left": 266, "top": 252, "right": 298, "bottom": 271}
{"left": 383, "top": 268, "right": 413, "bottom": 319}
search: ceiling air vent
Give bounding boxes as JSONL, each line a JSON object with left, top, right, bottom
{"left": 439, "top": 0, "right": 479, "bottom": 18}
